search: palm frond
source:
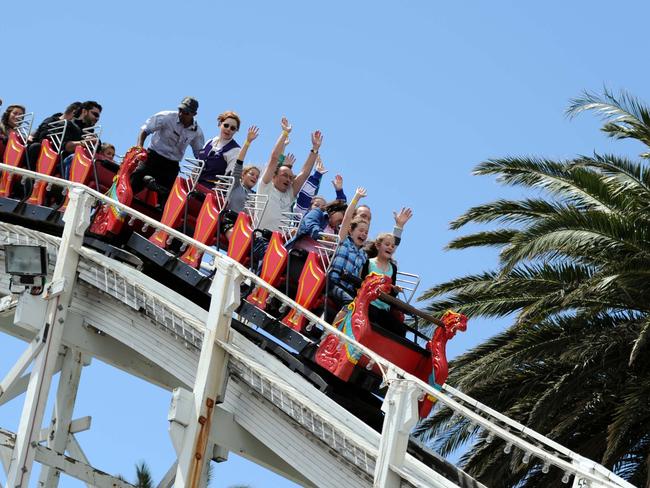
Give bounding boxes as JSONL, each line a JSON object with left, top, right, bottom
{"left": 567, "top": 88, "right": 650, "bottom": 148}
{"left": 474, "top": 157, "right": 617, "bottom": 211}
{"left": 449, "top": 198, "right": 568, "bottom": 230}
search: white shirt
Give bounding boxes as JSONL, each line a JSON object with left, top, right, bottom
{"left": 141, "top": 111, "right": 205, "bottom": 162}
{"left": 258, "top": 179, "right": 296, "bottom": 231}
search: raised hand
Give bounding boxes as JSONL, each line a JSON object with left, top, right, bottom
{"left": 311, "top": 130, "right": 323, "bottom": 151}
{"left": 355, "top": 187, "right": 367, "bottom": 199}
{"left": 283, "top": 152, "right": 296, "bottom": 168}
{"left": 393, "top": 207, "right": 413, "bottom": 227}
{"left": 332, "top": 174, "right": 343, "bottom": 191}
{"left": 315, "top": 156, "right": 327, "bottom": 174}
{"left": 246, "top": 125, "right": 259, "bottom": 143}
{"left": 281, "top": 117, "right": 292, "bottom": 134}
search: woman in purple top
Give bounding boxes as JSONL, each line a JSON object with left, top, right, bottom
{"left": 198, "top": 111, "right": 241, "bottom": 188}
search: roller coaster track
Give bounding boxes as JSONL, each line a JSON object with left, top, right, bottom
{"left": 0, "top": 164, "right": 636, "bottom": 488}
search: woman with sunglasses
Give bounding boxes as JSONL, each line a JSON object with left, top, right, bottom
{"left": 197, "top": 111, "right": 242, "bottom": 189}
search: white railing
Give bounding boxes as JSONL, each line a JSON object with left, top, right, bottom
{"left": 0, "top": 162, "right": 633, "bottom": 488}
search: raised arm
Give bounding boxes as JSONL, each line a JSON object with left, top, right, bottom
{"left": 332, "top": 173, "right": 346, "bottom": 202}
{"left": 392, "top": 207, "right": 413, "bottom": 246}
{"left": 292, "top": 130, "right": 322, "bottom": 194}
{"left": 338, "top": 187, "right": 367, "bottom": 240}
{"left": 231, "top": 126, "right": 259, "bottom": 184}
{"left": 294, "top": 156, "right": 326, "bottom": 215}
{"left": 238, "top": 125, "right": 258, "bottom": 163}
{"left": 262, "top": 117, "right": 291, "bottom": 184}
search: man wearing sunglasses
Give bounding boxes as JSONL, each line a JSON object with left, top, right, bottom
{"left": 60, "top": 101, "right": 102, "bottom": 158}
{"left": 26, "top": 100, "right": 102, "bottom": 173}
{"left": 131, "top": 96, "right": 205, "bottom": 204}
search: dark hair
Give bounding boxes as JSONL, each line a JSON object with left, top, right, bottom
{"left": 0, "top": 104, "right": 26, "bottom": 134}
{"left": 324, "top": 199, "right": 347, "bottom": 216}
{"left": 65, "top": 101, "right": 82, "bottom": 117}
{"left": 218, "top": 111, "right": 240, "bottom": 130}
{"left": 100, "top": 142, "right": 115, "bottom": 153}
{"left": 81, "top": 100, "right": 102, "bottom": 112}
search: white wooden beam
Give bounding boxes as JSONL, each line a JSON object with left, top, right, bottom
{"left": 156, "top": 461, "right": 178, "bottom": 488}
{"left": 38, "top": 416, "right": 91, "bottom": 442}
{"left": 0, "top": 356, "right": 64, "bottom": 407}
{"left": 5, "top": 188, "right": 92, "bottom": 488}
{"left": 174, "top": 261, "right": 239, "bottom": 488}
{"left": 38, "top": 347, "right": 85, "bottom": 487}
{"left": 66, "top": 433, "right": 96, "bottom": 488}
{"left": 374, "top": 376, "right": 420, "bottom": 488}
{"left": 208, "top": 407, "right": 315, "bottom": 487}
{"left": 0, "top": 337, "right": 45, "bottom": 398}
{"left": 32, "top": 444, "right": 135, "bottom": 488}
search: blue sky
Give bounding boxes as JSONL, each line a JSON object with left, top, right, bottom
{"left": 2, "top": 1, "right": 650, "bottom": 486}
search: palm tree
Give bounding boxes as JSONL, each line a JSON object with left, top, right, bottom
{"left": 135, "top": 461, "right": 154, "bottom": 488}
{"left": 415, "top": 88, "right": 650, "bottom": 487}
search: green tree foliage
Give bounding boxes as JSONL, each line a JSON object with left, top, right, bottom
{"left": 135, "top": 461, "right": 153, "bottom": 488}
{"left": 415, "top": 89, "right": 650, "bottom": 487}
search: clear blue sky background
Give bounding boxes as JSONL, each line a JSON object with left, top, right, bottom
{"left": 2, "top": 1, "right": 649, "bottom": 486}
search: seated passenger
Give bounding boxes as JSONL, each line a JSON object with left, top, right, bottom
{"left": 26, "top": 100, "right": 102, "bottom": 173}
{"left": 62, "top": 141, "right": 115, "bottom": 180}
{"left": 286, "top": 199, "right": 347, "bottom": 252}
{"left": 253, "top": 117, "right": 322, "bottom": 267}
{"left": 293, "top": 156, "right": 346, "bottom": 215}
{"left": 0, "top": 104, "right": 26, "bottom": 158}
{"left": 360, "top": 233, "right": 407, "bottom": 337}
{"left": 310, "top": 195, "right": 326, "bottom": 210}
{"left": 131, "top": 97, "right": 205, "bottom": 204}
{"left": 220, "top": 125, "right": 261, "bottom": 240}
{"left": 96, "top": 143, "right": 116, "bottom": 164}
{"left": 29, "top": 101, "right": 81, "bottom": 144}
{"left": 326, "top": 187, "right": 369, "bottom": 322}
{"left": 197, "top": 111, "right": 242, "bottom": 189}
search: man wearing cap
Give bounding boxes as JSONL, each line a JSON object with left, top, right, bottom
{"left": 131, "top": 96, "right": 205, "bottom": 203}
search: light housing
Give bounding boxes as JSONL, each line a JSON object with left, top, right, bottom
{"left": 5, "top": 245, "right": 48, "bottom": 276}
{"left": 4, "top": 245, "right": 48, "bottom": 290}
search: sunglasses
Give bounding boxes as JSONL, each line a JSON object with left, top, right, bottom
{"left": 90, "top": 110, "right": 101, "bottom": 118}
{"left": 222, "top": 123, "right": 238, "bottom": 131}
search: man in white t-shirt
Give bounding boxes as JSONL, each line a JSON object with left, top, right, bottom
{"left": 253, "top": 117, "right": 322, "bottom": 265}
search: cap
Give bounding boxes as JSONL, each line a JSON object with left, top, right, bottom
{"left": 178, "top": 96, "right": 199, "bottom": 115}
